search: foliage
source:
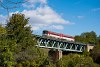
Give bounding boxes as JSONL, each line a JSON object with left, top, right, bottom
{"left": 5, "top": 13, "right": 49, "bottom": 66}
{"left": 75, "top": 31, "right": 97, "bottom": 44}
{"left": 56, "top": 53, "right": 99, "bottom": 67}
{"left": 75, "top": 31, "right": 100, "bottom": 64}
{"left": 0, "top": 25, "right": 6, "bottom": 34}
{"left": 90, "top": 45, "right": 100, "bottom": 64}
{"left": 97, "top": 35, "right": 100, "bottom": 45}
{"left": 0, "top": 34, "right": 16, "bottom": 67}
{"left": 0, "top": 13, "right": 56, "bottom": 67}
{"left": 82, "top": 50, "right": 90, "bottom": 56}
{"left": 6, "top": 14, "right": 35, "bottom": 47}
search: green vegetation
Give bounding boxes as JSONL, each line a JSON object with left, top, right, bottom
{"left": 0, "top": 14, "right": 50, "bottom": 67}
{"left": 0, "top": 25, "right": 6, "bottom": 34}
{"left": 0, "top": 13, "right": 100, "bottom": 67}
{"left": 57, "top": 53, "right": 99, "bottom": 67}
{"left": 75, "top": 31, "right": 100, "bottom": 64}
{"left": 75, "top": 31, "right": 97, "bottom": 44}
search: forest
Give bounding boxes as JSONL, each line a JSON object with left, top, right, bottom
{"left": 0, "top": 13, "right": 100, "bottom": 67}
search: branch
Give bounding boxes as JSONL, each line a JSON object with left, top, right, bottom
{"left": 6, "top": 0, "right": 29, "bottom": 4}
{"left": 0, "top": 0, "right": 28, "bottom": 19}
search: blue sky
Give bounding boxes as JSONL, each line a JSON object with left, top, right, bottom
{"left": 0, "top": 0, "right": 100, "bottom": 36}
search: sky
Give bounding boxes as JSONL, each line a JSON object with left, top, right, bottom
{"left": 0, "top": 0, "right": 100, "bottom": 36}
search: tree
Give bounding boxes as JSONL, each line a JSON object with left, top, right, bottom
{"left": 6, "top": 13, "right": 35, "bottom": 61}
{"left": 6, "top": 14, "right": 35, "bottom": 49}
{"left": 0, "top": 25, "right": 6, "bottom": 34}
{"left": 97, "top": 35, "right": 100, "bottom": 45}
{"left": 0, "top": 25, "right": 15, "bottom": 67}
{"left": 0, "top": 34, "right": 16, "bottom": 67}
{"left": 75, "top": 31, "right": 97, "bottom": 44}
{"left": 5, "top": 13, "right": 49, "bottom": 66}
{"left": 56, "top": 53, "right": 99, "bottom": 67}
{"left": 75, "top": 31, "right": 100, "bottom": 64}
{"left": 90, "top": 44, "right": 100, "bottom": 64}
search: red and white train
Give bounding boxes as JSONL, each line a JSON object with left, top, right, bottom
{"left": 42, "top": 30, "right": 75, "bottom": 41}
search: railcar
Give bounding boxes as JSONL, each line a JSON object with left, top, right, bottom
{"left": 42, "top": 30, "right": 74, "bottom": 41}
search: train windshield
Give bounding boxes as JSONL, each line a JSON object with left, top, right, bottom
{"left": 43, "top": 30, "right": 48, "bottom": 34}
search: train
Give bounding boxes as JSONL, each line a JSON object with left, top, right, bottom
{"left": 42, "top": 30, "right": 75, "bottom": 41}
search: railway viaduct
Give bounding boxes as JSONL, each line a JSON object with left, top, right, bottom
{"left": 35, "top": 36, "right": 94, "bottom": 60}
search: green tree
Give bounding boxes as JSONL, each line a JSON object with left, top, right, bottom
{"left": 90, "top": 45, "right": 100, "bottom": 64}
{"left": 0, "top": 25, "right": 16, "bottom": 67}
{"left": 0, "top": 25, "right": 6, "bottom": 34}
{"left": 75, "top": 31, "right": 97, "bottom": 44}
{"left": 6, "top": 13, "right": 35, "bottom": 64}
{"left": 6, "top": 14, "right": 35, "bottom": 49}
{"left": 97, "top": 35, "right": 100, "bottom": 45}
{"left": 5, "top": 13, "right": 49, "bottom": 66}
{"left": 56, "top": 53, "right": 98, "bottom": 67}
{"left": 0, "top": 34, "right": 16, "bottom": 67}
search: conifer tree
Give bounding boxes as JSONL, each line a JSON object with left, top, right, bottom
{"left": 6, "top": 14, "right": 35, "bottom": 49}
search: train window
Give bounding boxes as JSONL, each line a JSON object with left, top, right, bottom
{"left": 43, "top": 30, "right": 48, "bottom": 34}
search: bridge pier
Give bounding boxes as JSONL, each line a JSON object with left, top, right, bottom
{"left": 55, "top": 49, "right": 62, "bottom": 60}
{"left": 49, "top": 49, "right": 62, "bottom": 62}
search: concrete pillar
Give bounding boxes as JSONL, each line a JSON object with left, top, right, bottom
{"left": 55, "top": 49, "right": 62, "bottom": 60}
{"left": 48, "top": 49, "right": 62, "bottom": 62}
{"left": 51, "top": 49, "right": 62, "bottom": 62}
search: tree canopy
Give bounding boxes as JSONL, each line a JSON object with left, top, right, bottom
{"left": 75, "top": 31, "right": 97, "bottom": 44}
{"left": 0, "top": 13, "right": 50, "bottom": 67}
